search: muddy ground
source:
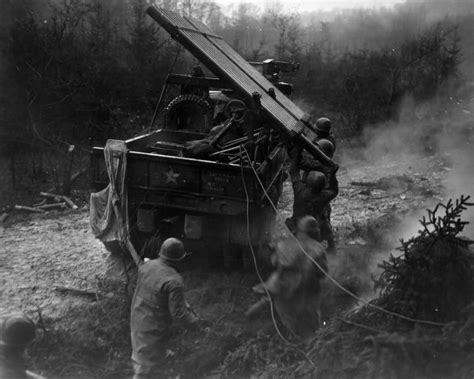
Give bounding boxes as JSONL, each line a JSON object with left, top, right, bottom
{"left": 0, "top": 150, "right": 461, "bottom": 378}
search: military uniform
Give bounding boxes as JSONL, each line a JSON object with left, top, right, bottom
{"left": 289, "top": 154, "right": 339, "bottom": 252}
{"left": 316, "top": 133, "right": 336, "bottom": 153}
{"left": 0, "top": 344, "right": 29, "bottom": 379}
{"left": 130, "top": 258, "right": 198, "bottom": 378}
{"left": 247, "top": 231, "right": 327, "bottom": 337}
{"left": 0, "top": 314, "right": 43, "bottom": 379}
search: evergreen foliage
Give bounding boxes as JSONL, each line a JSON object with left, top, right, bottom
{"left": 375, "top": 195, "right": 474, "bottom": 322}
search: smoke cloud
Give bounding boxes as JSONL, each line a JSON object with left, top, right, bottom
{"left": 328, "top": 79, "right": 474, "bottom": 309}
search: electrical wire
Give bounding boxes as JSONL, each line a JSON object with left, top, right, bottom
{"left": 241, "top": 147, "right": 447, "bottom": 327}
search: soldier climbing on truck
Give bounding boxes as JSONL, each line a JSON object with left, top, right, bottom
{"left": 290, "top": 139, "right": 339, "bottom": 253}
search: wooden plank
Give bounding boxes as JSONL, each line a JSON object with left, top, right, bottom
{"left": 15, "top": 205, "right": 45, "bottom": 213}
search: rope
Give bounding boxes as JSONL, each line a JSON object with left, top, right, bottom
{"left": 241, "top": 147, "right": 447, "bottom": 327}
{"left": 238, "top": 146, "right": 316, "bottom": 368}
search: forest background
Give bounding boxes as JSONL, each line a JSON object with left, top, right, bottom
{"left": 0, "top": 0, "right": 473, "bottom": 205}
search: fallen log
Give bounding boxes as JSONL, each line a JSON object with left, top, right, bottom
{"left": 39, "top": 192, "right": 78, "bottom": 209}
{"left": 32, "top": 199, "right": 47, "bottom": 207}
{"left": 62, "top": 195, "right": 78, "bottom": 209}
{"left": 39, "top": 192, "right": 63, "bottom": 202}
{"left": 35, "top": 202, "right": 67, "bottom": 210}
{"left": 14, "top": 205, "right": 45, "bottom": 213}
{"left": 54, "top": 286, "right": 98, "bottom": 300}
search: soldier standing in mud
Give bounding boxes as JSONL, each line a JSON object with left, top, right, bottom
{"left": 288, "top": 142, "right": 339, "bottom": 253}
{"left": 130, "top": 238, "right": 206, "bottom": 379}
{"left": 245, "top": 216, "right": 328, "bottom": 337}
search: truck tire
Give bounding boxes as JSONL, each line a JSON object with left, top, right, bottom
{"left": 164, "top": 94, "right": 212, "bottom": 132}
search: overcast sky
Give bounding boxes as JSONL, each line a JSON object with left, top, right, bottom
{"left": 214, "top": 0, "right": 406, "bottom": 12}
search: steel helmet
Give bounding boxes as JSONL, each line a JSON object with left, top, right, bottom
{"left": 316, "top": 139, "right": 334, "bottom": 158}
{"left": 306, "top": 171, "right": 327, "bottom": 193}
{"left": 0, "top": 314, "right": 36, "bottom": 347}
{"left": 297, "top": 216, "right": 321, "bottom": 240}
{"left": 315, "top": 117, "right": 331, "bottom": 135}
{"left": 159, "top": 238, "right": 188, "bottom": 261}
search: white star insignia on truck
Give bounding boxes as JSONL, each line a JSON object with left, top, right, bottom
{"left": 165, "top": 168, "right": 180, "bottom": 184}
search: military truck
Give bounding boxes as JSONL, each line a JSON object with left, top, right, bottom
{"left": 90, "top": 6, "right": 336, "bottom": 267}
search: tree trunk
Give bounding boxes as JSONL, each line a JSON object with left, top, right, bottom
{"left": 62, "top": 148, "right": 75, "bottom": 196}
{"left": 10, "top": 151, "right": 16, "bottom": 188}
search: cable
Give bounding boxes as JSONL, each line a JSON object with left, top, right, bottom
{"left": 238, "top": 146, "right": 316, "bottom": 367}
{"left": 241, "top": 147, "right": 447, "bottom": 327}
{"left": 239, "top": 147, "right": 291, "bottom": 343}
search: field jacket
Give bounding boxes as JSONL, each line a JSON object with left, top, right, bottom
{"left": 262, "top": 236, "right": 328, "bottom": 336}
{"left": 290, "top": 160, "right": 339, "bottom": 222}
{"left": 0, "top": 344, "right": 28, "bottom": 379}
{"left": 130, "top": 258, "right": 198, "bottom": 373}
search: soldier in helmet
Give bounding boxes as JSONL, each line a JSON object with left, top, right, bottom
{"left": 315, "top": 117, "right": 336, "bottom": 152}
{"left": 300, "top": 138, "right": 335, "bottom": 174}
{"left": 288, "top": 145, "right": 339, "bottom": 253}
{"left": 130, "top": 238, "right": 206, "bottom": 378}
{"left": 245, "top": 216, "right": 327, "bottom": 337}
{"left": 299, "top": 117, "right": 337, "bottom": 174}
{"left": 0, "top": 313, "right": 43, "bottom": 379}
{"left": 294, "top": 216, "right": 328, "bottom": 328}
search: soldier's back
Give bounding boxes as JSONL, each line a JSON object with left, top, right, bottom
{"left": 0, "top": 344, "right": 28, "bottom": 379}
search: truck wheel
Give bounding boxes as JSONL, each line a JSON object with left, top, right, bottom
{"left": 164, "top": 94, "right": 212, "bottom": 132}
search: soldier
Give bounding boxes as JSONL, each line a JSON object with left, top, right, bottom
{"left": 294, "top": 216, "right": 328, "bottom": 328}
{"left": 314, "top": 117, "right": 336, "bottom": 153}
{"left": 289, "top": 145, "right": 339, "bottom": 253}
{"left": 299, "top": 117, "right": 336, "bottom": 177}
{"left": 130, "top": 238, "right": 205, "bottom": 379}
{"left": 300, "top": 138, "right": 335, "bottom": 175}
{"left": 0, "top": 313, "right": 44, "bottom": 379}
{"left": 245, "top": 216, "right": 327, "bottom": 337}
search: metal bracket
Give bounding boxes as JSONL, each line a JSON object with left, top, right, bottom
{"left": 292, "top": 113, "right": 311, "bottom": 135}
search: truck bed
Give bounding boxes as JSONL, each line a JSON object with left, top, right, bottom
{"left": 91, "top": 130, "right": 284, "bottom": 216}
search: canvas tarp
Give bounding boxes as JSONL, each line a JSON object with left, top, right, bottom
{"left": 90, "top": 140, "right": 140, "bottom": 264}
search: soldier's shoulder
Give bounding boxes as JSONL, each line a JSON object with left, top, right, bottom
{"left": 164, "top": 270, "right": 185, "bottom": 287}
{"left": 139, "top": 258, "right": 161, "bottom": 272}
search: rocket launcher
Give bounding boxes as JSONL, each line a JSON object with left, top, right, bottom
{"left": 146, "top": 5, "right": 338, "bottom": 172}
